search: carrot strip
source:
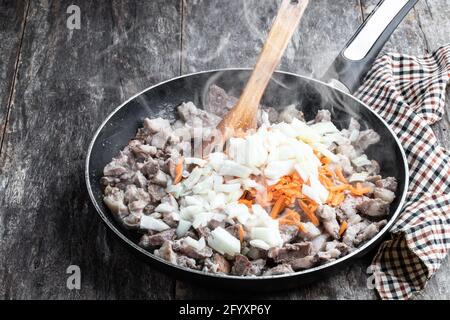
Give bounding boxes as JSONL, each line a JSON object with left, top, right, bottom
{"left": 173, "top": 157, "right": 184, "bottom": 184}
{"left": 339, "top": 221, "right": 348, "bottom": 237}
{"left": 350, "top": 182, "right": 371, "bottom": 196}
{"left": 331, "top": 192, "right": 345, "bottom": 206}
{"left": 238, "top": 224, "right": 245, "bottom": 243}
{"left": 335, "top": 167, "right": 348, "bottom": 184}
{"left": 298, "top": 199, "right": 319, "bottom": 226}
{"left": 329, "top": 184, "right": 351, "bottom": 192}
{"left": 270, "top": 196, "right": 286, "bottom": 219}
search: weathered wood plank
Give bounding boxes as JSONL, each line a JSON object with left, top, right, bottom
{"left": 0, "top": 0, "right": 28, "bottom": 151}
{"left": 0, "top": 0, "right": 181, "bottom": 299}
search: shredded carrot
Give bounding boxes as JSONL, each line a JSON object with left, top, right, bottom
{"left": 339, "top": 221, "right": 348, "bottom": 237}
{"left": 319, "top": 174, "right": 333, "bottom": 188}
{"left": 350, "top": 182, "right": 371, "bottom": 196}
{"left": 238, "top": 198, "right": 253, "bottom": 207}
{"left": 173, "top": 157, "right": 184, "bottom": 184}
{"left": 270, "top": 196, "right": 286, "bottom": 219}
{"left": 238, "top": 224, "right": 245, "bottom": 243}
{"left": 331, "top": 192, "right": 345, "bottom": 206}
{"left": 335, "top": 167, "right": 348, "bottom": 184}
{"left": 279, "top": 210, "right": 306, "bottom": 231}
{"left": 329, "top": 184, "right": 351, "bottom": 192}
{"left": 298, "top": 199, "right": 319, "bottom": 226}
{"left": 320, "top": 156, "right": 331, "bottom": 165}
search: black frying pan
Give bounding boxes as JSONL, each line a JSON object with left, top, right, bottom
{"left": 85, "top": 0, "right": 415, "bottom": 291}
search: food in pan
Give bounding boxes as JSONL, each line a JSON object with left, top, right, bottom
{"left": 101, "top": 85, "right": 397, "bottom": 276}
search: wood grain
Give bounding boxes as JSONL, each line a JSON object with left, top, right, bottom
{"left": 0, "top": 0, "right": 28, "bottom": 154}
{"left": 0, "top": 0, "right": 181, "bottom": 299}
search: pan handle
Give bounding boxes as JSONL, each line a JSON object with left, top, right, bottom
{"left": 323, "top": 0, "right": 419, "bottom": 93}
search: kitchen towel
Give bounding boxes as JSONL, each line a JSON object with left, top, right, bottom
{"left": 356, "top": 44, "right": 450, "bottom": 299}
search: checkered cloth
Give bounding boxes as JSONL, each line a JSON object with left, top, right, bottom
{"left": 355, "top": 45, "right": 450, "bottom": 300}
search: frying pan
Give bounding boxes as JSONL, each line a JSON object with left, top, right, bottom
{"left": 86, "top": 0, "right": 416, "bottom": 291}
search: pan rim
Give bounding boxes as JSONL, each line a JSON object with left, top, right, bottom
{"left": 85, "top": 67, "right": 409, "bottom": 281}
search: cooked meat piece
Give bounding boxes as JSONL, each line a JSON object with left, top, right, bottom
{"left": 231, "top": 254, "right": 266, "bottom": 276}
{"left": 264, "top": 107, "right": 280, "bottom": 123}
{"left": 177, "top": 101, "right": 221, "bottom": 128}
{"left": 151, "top": 127, "right": 173, "bottom": 149}
{"left": 363, "top": 160, "right": 380, "bottom": 175}
{"left": 154, "top": 240, "right": 177, "bottom": 265}
{"left": 367, "top": 175, "right": 382, "bottom": 183}
{"left": 177, "top": 255, "right": 198, "bottom": 269}
{"left": 279, "top": 224, "right": 299, "bottom": 244}
{"left": 143, "top": 117, "right": 171, "bottom": 134}
{"left": 354, "top": 129, "right": 380, "bottom": 151}
{"left": 164, "top": 158, "right": 177, "bottom": 178}
{"left": 176, "top": 241, "right": 213, "bottom": 260}
{"left": 103, "top": 160, "right": 128, "bottom": 176}
{"left": 140, "top": 229, "right": 176, "bottom": 248}
{"left": 354, "top": 223, "right": 379, "bottom": 246}
{"left": 213, "top": 253, "right": 231, "bottom": 274}
{"left": 103, "top": 186, "right": 129, "bottom": 220}
{"left": 375, "top": 177, "right": 398, "bottom": 192}
{"left": 151, "top": 169, "right": 169, "bottom": 187}
{"left": 263, "top": 264, "right": 294, "bottom": 276}
{"left": 130, "top": 141, "right": 157, "bottom": 159}
{"left": 268, "top": 243, "right": 312, "bottom": 263}
{"left": 336, "top": 144, "right": 359, "bottom": 160}
{"left": 339, "top": 195, "right": 368, "bottom": 219}
{"left": 226, "top": 224, "right": 244, "bottom": 240}
{"left": 246, "top": 247, "right": 267, "bottom": 260}
{"left": 207, "top": 219, "right": 226, "bottom": 230}
{"left": 205, "top": 84, "right": 236, "bottom": 117}
{"left": 128, "top": 200, "right": 147, "bottom": 215}
{"left": 124, "top": 185, "right": 151, "bottom": 204}
{"left": 100, "top": 176, "right": 120, "bottom": 186}
{"left": 133, "top": 171, "right": 148, "bottom": 188}
{"left": 162, "top": 212, "right": 180, "bottom": 228}
{"left": 278, "top": 104, "right": 302, "bottom": 123}
{"left": 316, "top": 205, "right": 340, "bottom": 239}
{"left": 357, "top": 198, "right": 390, "bottom": 217}
{"left": 314, "top": 109, "right": 331, "bottom": 123}
{"left": 122, "top": 213, "right": 141, "bottom": 229}
{"left": 289, "top": 255, "right": 317, "bottom": 271}
{"left": 348, "top": 118, "right": 361, "bottom": 131}
{"left": 141, "top": 159, "right": 160, "bottom": 178}
{"left": 196, "top": 226, "right": 211, "bottom": 239}
{"left": 342, "top": 221, "right": 368, "bottom": 247}
{"left": 147, "top": 184, "right": 166, "bottom": 202}
{"left": 231, "top": 254, "right": 252, "bottom": 275}
{"left": 373, "top": 187, "right": 396, "bottom": 204}
{"left": 324, "top": 241, "right": 350, "bottom": 258}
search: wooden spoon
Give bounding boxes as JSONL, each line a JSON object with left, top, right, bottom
{"left": 217, "top": 0, "right": 309, "bottom": 142}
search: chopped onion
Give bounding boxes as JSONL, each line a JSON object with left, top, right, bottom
{"left": 176, "top": 219, "right": 192, "bottom": 237}
{"left": 302, "top": 184, "right": 322, "bottom": 204}
{"left": 310, "top": 121, "right": 340, "bottom": 135}
{"left": 184, "top": 157, "right": 207, "bottom": 167}
{"left": 264, "top": 160, "right": 295, "bottom": 180}
{"left": 215, "top": 183, "right": 241, "bottom": 193}
{"left": 351, "top": 155, "right": 372, "bottom": 167}
{"left": 154, "top": 203, "right": 174, "bottom": 213}
{"left": 140, "top": 216, "right": 170, "bottom": 232}
{"left": 251, "top": 227, "right": 282, "bottom": 247}
{"left": 225, "top": 203, "right": 251, "bottom": 225}
{"left": 192, "top": 212, "right": 214, "bottom": 228}
{"left": 219, "top": 160, "right": 252, "bottom": 178}
{"left": 249, "top": 239, "right": 271, "bottom": 250}
{"left": 349, "top": 172, "right": 369, "bottom": 182}
{"left": 207, "top": 227, "right": 241, "bottom": 256}
{"left": 184, "top": 236, "right": 206, "bottom": 250}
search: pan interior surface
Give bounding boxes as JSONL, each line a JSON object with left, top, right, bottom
{"left": 86, "top": 69, "right": 408, "bottom": 285}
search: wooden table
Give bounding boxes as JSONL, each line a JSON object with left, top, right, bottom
{"left": 0, "top": 0, "right": 449, "bottom": 300}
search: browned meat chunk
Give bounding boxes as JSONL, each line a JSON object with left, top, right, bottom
{"left": 339, "top": 195, "right": 368, "bottom": 219}
{"left": 263, "top": 264, "right": 294, "bottom": 276}
{"left": 175, "top": 241, "right": 213, "bottom": 260}
{"left": 140, "top": 229, "right": 176, "bottom": 248}
{"left": 278, "top": 104, "right": 303, "bottom": 123}
{"left": 177, "top": 255, "right": 198, "bottom": 269}
{"left": 154, "top": 240, "right": 177, "bottom": 265}
{"left": 231, "top": 255, "right": 265, "bottom": 276}
{"left": 357, "top": 198, "right": 390, "bottom": 217}
{"left": 373, "top": 187, "right": 395, "bottom": 203}
{"left": 204, "top": 85, "right": 237, "bottom": 118}
{"left": 268, "top": 243, "right": 312, "bottom": 263}
{"left": 289, "top": 255, "right": 317, "bottom": 271}
{"left": 315, "top": 109, "right": 331, "bottom": 122}
{"left": 354, "top": 129, "right": 380, "bottom": 151}
{"left": 375, "top": 177, "right": 397, "bottom": 192}
{"left": 316, "top": 205, "right": 340, "bottom": 239}
{"left": 177, "top": 102, "right": 221, "bottom": 128}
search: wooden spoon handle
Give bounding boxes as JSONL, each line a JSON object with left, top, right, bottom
{"left": 218, "top": 0, "right": 309, "bottom": 138}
